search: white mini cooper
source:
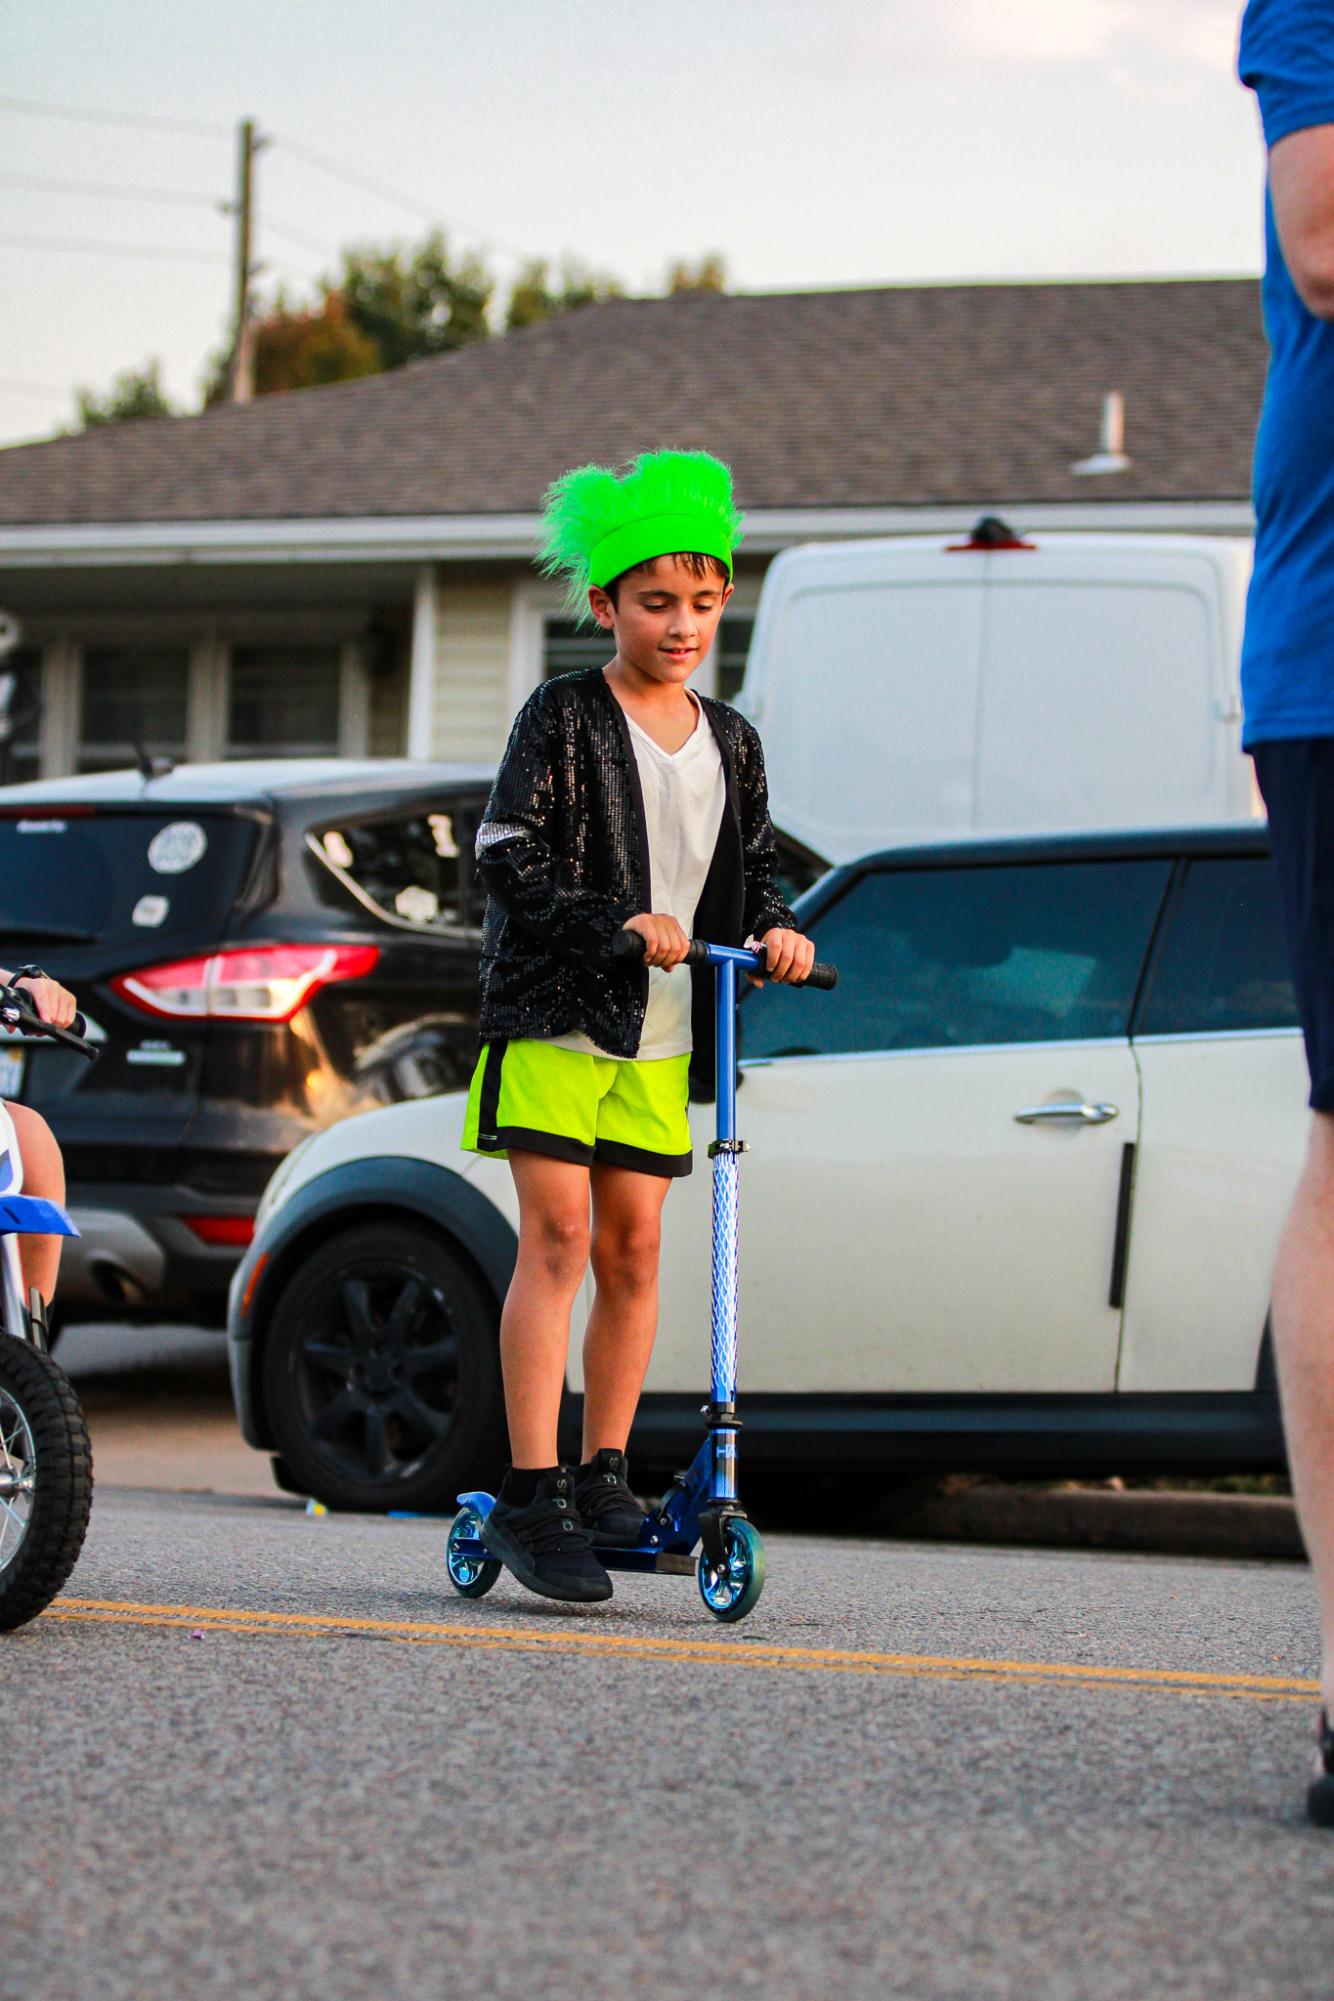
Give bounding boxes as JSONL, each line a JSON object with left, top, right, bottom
{"left": 228, "top": 826, "right": 1297, "bottom": 1512}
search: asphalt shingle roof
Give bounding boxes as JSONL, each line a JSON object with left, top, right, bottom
{"left": 0, "top": 279, "right": 1266, "bottom": 526}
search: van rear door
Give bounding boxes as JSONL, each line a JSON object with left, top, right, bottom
{"left": 752, "top": 555, "right": 984, "bottom": 862}
{"left": 972, "top": 543, "right": 1247, "bottom": 833}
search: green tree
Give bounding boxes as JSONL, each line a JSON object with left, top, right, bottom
{"left": 76, "top": 360, "right": 174, "bottom": 428}
{"left": 506, "top": 256, "right": 623, "bottom": 331}
{"left": 667, "top": 253, "right": 727, "bottom": 295}
{"left": 340, "top": 230, "right": 494, "bottom": 367}
{"left": 251, "top": 291, "right": 382, "bottom": 396}
{"left": 201, "top": 290, "right": 381, "bottom": 404}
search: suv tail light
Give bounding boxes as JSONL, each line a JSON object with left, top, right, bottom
{"left": 112, "top": 944, "right": 379, "bottom": 1023}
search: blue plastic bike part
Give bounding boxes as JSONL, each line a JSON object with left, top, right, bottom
{"left": 0, "top": 1196, "right": 78, "bottom": 1240}
{"left": 455, "top": 1489, "right": 496, "bottom": 1519}
{"left": 446, "top": 1501, "right": 501, "bottom": 1598}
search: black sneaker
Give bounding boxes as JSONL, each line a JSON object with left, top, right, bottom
{"left": 481, "top": 1470, "right": 612, "bottom": 1603}
{"left": 1309, "top": 1710, "right": 1334, "bottom": 1826}
{"left": 574, "top": 1449, "right": 649, "bottom": 1548}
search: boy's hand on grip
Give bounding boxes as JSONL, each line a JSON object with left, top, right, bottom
{"left": 748, "top": 927, "right": 816, "bottom": 987}
{"left": 12, "top": 973, "right": 78, "bottom": 1028}
{"left": 622, "top": 913, "right": 691, "bottom": 969}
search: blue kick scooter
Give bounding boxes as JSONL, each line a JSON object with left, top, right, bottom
{"left": 445, "top": 935, "right": 836, "bottom": 1623}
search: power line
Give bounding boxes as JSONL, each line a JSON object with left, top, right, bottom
{"left": 0, "top": 230, "right": 228, "bottom": 266}
{"left": 0, "top": 170, "right": 222, "bottom": 210}
{"left": 0, "top": 96, "right": 229, "bottom": 139}
{"left": 264, "top": 217, "right": 337, "bottom": 258}
{"left": 274, "top": 133, "right": 535, "bottom": 261}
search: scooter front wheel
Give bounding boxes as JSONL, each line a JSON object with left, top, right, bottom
{"left": 446, "top": 1502, "right": 501, "bottom": 1599}
{"left": 697, "top": 1517, "right": 765, "bottom": 1622}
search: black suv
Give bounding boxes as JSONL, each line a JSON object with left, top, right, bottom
{"left": 0, "top": 759, "right": 495, "bottom": 1323}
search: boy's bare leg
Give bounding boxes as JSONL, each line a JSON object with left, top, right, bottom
{"left": 1272, "top": 1110, "right": 1334, "bottom": 1705}
{"left": 8, "top": 1104, "right": 65, "bottom": 1307}
{"left": 581, "top": 1162, "right": 672, "bottom": 1460}
{"left": 500, "top": 1150, "right": 591, "bottom": 1467}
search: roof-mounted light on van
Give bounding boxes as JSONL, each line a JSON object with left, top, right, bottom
{"left": 945, "top": 515, "right": 1036, "bottom": 553}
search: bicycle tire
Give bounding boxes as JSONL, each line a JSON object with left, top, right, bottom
{"left": 0, "top": 1336, "right": 93, "bottom": 1632}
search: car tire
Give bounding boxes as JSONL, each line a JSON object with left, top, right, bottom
{"left": 261, "top": 1220, "right": 506, "bottom": 1513}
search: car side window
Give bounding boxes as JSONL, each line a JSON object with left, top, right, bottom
{"left": 308, "top": 801, "right": 487, "bottom": 931}
{"left": 741, "top": 859, "right": 1171, "bottom": 1059}
{"left": 1136, "top": 856, "right": 1298, "bottom": 1036}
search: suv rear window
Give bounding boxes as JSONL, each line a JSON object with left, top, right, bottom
{"left": 308, "top": 801, "right": 487, "bottom": 932}
{"left": 0, "top": 809, "right": 259, "bottom": 947}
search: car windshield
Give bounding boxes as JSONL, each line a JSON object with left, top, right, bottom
{"left": 0, "top": 808, "right": 258, "bottom": 947}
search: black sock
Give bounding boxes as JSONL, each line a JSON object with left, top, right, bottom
{"left": 501, "top": 1464, "right": 560, "bottom": 1507}
{"left": 576, "top": 1449, "right": 624, "bottom": 1481}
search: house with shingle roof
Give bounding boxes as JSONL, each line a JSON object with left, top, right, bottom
{"left": 0, "top": 277, "right": 1264, "bottom": 780}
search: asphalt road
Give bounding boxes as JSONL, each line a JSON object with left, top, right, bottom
{"left": 9, "top": 1479, "right": 1333, "bottom": 2001}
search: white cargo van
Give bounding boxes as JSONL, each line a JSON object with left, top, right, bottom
{"left": 737, "top": 518, "right": 1259, "bottom": 865}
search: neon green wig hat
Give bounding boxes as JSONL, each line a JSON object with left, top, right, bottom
{"left": 539, "top": 449, "right": 744, "bottom": 619}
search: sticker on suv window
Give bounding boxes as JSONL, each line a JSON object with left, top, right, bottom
{"left": 395, "top": 884, "right": 440, "bottom": 923}
{"left": 148, "top": 821, "right": 208, "bottom": 874}
{"left": 132, "top": 894, "right": 169, "bottom": 927}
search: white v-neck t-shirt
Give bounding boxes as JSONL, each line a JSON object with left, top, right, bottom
{"left": 549, "top": 693, "right": 725, "bottom": 1061}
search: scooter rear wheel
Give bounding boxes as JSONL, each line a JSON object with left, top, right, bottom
{"left": 446, "top": 1502, "right": 501, "bottom": 1598}
{"left": 0, "top": 1335, "right": 93, "bottom": 1632}
{"left": 697, "top": 1517, "right": 765, "bottom": 1622}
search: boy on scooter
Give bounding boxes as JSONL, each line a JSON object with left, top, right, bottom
{"left": 462, "top": 450, "right": 815, "bottom": 1603}
{"left": 0, "top": 965, "right": 78, "bottom": 1307}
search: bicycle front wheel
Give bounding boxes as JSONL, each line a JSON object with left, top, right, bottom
{"left": 0, "top": 1336, "right": 93, "bottom": 1632}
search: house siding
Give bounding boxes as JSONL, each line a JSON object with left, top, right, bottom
{"left": 431, "top": 579, "right": 514, "bottom": 760}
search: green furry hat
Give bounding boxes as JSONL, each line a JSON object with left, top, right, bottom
{"left": 539, "top": 449, "right": 744, "bottom": 618}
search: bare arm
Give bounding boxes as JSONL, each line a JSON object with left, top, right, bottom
{"left": 1271, "top": 123, "right": 1334, "bottom": 319}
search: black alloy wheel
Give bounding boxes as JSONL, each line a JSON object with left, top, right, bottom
{"left": 261, "top": 1221, "right": 506, "bottom": 1512}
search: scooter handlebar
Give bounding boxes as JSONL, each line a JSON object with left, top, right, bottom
{"left": 0, "top": 987, "right": 97, "bottom": 1061}
{"left": 612, "top": 929, "right": 838, "bottom": 990}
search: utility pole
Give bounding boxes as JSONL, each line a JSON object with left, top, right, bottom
{"left": 224, "top": 118, "right": 264, "bottom": 404}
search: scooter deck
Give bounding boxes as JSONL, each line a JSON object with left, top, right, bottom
{"left": 447, "top": 1527, "right": 696, "bottom": 1576}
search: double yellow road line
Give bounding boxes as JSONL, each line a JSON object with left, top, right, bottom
{"left": 47, "top": 1597, "right": 1316, "bottom": 1704}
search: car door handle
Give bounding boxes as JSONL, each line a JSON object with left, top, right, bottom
{"left": 1013, "top": 1100, "right": 1119, "bottom": 1126}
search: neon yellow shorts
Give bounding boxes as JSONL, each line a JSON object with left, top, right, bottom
{"left": 461, "top": 1039, "right": 693, "bottom": 1178}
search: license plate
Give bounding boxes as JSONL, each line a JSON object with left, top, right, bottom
{"left": 0, "top": 1047, "right": 26, "bottom": 1098}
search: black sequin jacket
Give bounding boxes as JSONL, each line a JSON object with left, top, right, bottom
{"left": 475, "top": 667, "right": 797, "bottom": 1090}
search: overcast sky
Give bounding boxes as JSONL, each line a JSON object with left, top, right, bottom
{"left": 1, "top": 0, "right": 1266, "bottom": 450}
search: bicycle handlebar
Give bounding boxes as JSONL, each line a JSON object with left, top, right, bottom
{"left": 612, "top": 930, "right": 838, "bottom": 990}
{"left": 0, "top": 986, "right": 98, "bottom": 1062}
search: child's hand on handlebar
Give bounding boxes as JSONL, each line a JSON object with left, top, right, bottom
{"left": 622, "top": 913, "right": 691, "bottom": 969}
{"left": 11, "top": 973, "right": 78, "bottom": 1029}
{"left": 747, "top": 928, "right": 816, "bottom": 987}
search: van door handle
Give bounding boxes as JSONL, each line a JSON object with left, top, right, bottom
{"left": 1013, "top": 1100, "right": 1119, "bottom": 1126}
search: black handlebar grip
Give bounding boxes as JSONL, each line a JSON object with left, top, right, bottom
{"left": 4, "top": 995, "right": 98, "bottom": 1060}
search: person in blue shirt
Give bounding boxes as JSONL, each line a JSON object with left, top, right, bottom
{"left": 1240, "top": 0, "right": 1334, "bottom": 1828}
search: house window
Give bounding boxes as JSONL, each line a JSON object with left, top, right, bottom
{"left": 716, "top": 615, "right": 754, "bottom": 705}
{"left": 543, "top": 619, "right": 610, "bottom": 680}
{"left": 80, "top": 646, "right": 189, "bottom": 772}
{"left": 228, "top": 645, "right": 341, "bottom": 757}
{"left": 543, "top": 613, "right": 753, "bottom": 701}
{"left": 0, "top": 646, "right": 42, "bottom": 785}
